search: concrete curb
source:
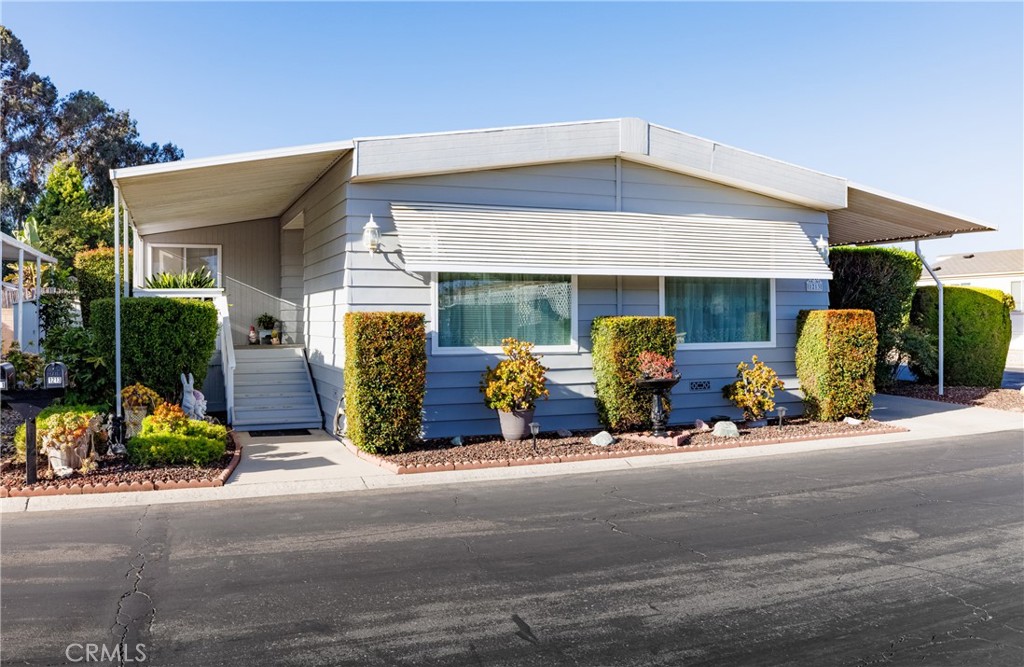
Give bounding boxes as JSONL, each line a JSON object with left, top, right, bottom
{"left": 0, "top": 434, "right": 243, "bottom": 498}
{"left": 343, "top": 424, "right": 907, "bottom": 475}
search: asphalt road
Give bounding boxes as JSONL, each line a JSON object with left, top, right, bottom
{"left": 3, "top": 431, "right": 1023, "bottom": 666}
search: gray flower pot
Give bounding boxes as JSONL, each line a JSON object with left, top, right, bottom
{"left": 497, "top": 408, "right": 535, "bottom": 441}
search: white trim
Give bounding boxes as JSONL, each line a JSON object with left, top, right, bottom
{"left": 110, "top": 140, "right": 354, "bottom": 181}
{"left": 429, "top": 272, "right": 579, "bottom": 356}
{"left": 659, "top": 276, "right": 777, "bottom": 351}
{"left": 0, "top": 232, "right": 58, "bottom": 264}
{"left": 145, "top": 243, "right": 223, "bottom": 287}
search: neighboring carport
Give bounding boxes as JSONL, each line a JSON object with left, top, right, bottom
{"left": 1, "top": 232, "right": 59, "bottom": 354}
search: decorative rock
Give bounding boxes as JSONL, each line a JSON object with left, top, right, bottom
{"left": 843, "top": 417, "right": 864, "bottom": 426}
{"left": 694, "top": 419, "right": 711, "bottom": 432}
{"left": 712, "top": 421, "right": 740, "bottom": 438}
{"left": 450, "top": 436, "right": 463, "bottom": 446}
{"left": 557, "top": 429, "right": 573, "bottom": 438}
{"left": 590, "top": 431, "right": 616, "bottom": 447}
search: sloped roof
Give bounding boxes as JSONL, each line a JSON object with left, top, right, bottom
{"left": 927, "top": 249, "right": 1023, "bottom": 279}
{"left": 111, "top": 118, "right": 995, "bottom": 245}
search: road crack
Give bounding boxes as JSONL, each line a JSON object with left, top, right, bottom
{"left": 109, "top": 506, "right": 156, "bottom": 667}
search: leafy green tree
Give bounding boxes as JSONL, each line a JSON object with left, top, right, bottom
{"left": 29, "top": 162, "right": 114, "bottom": 265}
{"left": 1, "top": 26, "right": 58, "bottom": 233}
{"left": 0, "top": 25, "right": 182, "bottom": 232}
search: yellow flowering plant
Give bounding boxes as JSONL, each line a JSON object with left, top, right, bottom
{"left": 480, "top": 338, "right": 550, "bottom": 412}
{"left": 722, "top": 354, "right": 785, "bottom": 422}
{"left": 121, "top": 383, "right": 161, "bottom": 409}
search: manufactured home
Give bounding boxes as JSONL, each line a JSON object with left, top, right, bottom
{"left": 110, "top": 119, "right": 993, "bottom": 435}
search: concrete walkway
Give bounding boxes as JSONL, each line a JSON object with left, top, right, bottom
{"left": 3, "top": 394, "right": 1021, "bottom": 513}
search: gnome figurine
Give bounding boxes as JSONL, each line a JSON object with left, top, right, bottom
{"left": 248, "top": 325, "right": 258, "bottom": 345}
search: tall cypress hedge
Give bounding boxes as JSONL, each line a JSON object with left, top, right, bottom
{"left": 796, "top": 309, "right": 877, "bottom": 421}
{"left": 344, "top": 312, "right": 427, "bottom": 454}
{"left": 91, "top": 297, "right": 219, "bottom": 401}
{"left": 911, "top": 286, "right": 1013, "bottom": 388}
{"left": 74, "top": 247, "right": 131, "bottom": 326}
{"left": 828, "top": 246, "right": 921, "bottom": 388}
{"left": 591, "top": 316, "right": 676, "bottom": 432}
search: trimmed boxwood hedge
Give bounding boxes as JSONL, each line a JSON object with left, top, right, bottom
{"left": 344, "top": 311, "right": 427, "bottom": 454}
{"left": 591, "top": 316, "right": 676, "bottom": 432}
{"left": 911, "top": 286, "right": 1013, "bottom": 388}
{"left": 91, "top": 297, "right": 219, "bottom": 401}
{"left": 828, "top": 246, "right": 921, "bottom": 388}
{"left": 796, "top": 309, "right": 877, "bottom": 421}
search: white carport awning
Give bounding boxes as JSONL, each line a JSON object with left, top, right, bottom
{"left": 111, "top": 141, "right": 353, "bottom": 234}
{"left": 392, "top": 203, "right": 832, "bottom": 279}
{"left": 1, "top": 232, "right": 58, "bottom": 264}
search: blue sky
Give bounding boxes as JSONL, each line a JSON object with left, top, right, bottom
{"left": 5, "top": 1, "right": 1022, "bottom": 258}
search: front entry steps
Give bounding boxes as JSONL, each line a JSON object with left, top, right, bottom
{"left": 232, "top": 346, "right": 323, "bottom": 431}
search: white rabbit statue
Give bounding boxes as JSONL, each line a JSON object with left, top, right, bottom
{"left": 181, "top": 372, "right": 208, "bottom": 419}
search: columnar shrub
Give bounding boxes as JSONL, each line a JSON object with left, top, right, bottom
{"left": 911, "top": 286, "right": 1013, "bottom": 388}
{"left": 74, "top": 247, "right": 131, "bottom": 326}
{"left": 591, "top": 316, "right": 676, "bottom": 431}
{"left": 828, "top": 246, "right": 921, "bottom": 388}
{"left": 796, "top": 309, "right": 878, "bottom": 421}
{"left": 91, "top": 297, "right": 219, "bottom": 401}
{"left": 344, "top": 312, "right": 427, "bottom": 454}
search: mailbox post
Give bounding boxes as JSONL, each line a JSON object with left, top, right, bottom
{"left": 1, "top": 362, "right": 68, "bottom": 485}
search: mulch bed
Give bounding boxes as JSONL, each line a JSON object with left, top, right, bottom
{"left": 365, "top": 418, "right": 904, "bottom": 473}
{"left": 882, "top": 382, "right": 1024, "bottom": 413}
{"left": 0, "top": 432, "right": 241, "bottom": 497}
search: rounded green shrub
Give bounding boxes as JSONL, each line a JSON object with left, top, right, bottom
{"left": 591, "top": 316, "right": 677, "bottom": 431}
{"left": 344, "top": 312, "right": 427, "bottom": 455}
{"left": 796, "top": 309, "right": 877, "bottom": 421}
{"left": 829, "top": 246, "right": 921, "bottom": 389}
{"left": 911, "top": 286, "right": 1013, "bottom": 388}
{"left": 127, "top": 433, "right": 225, "bottom": 467}
{"left": 91, "top": 297, "right": 219, "bottom": 401}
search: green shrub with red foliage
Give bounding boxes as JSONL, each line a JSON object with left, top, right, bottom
{"left": 591, "top": 316, "right": 677, "bottom": 432}
{"left": 796, "top": 309, "right": 878, "bottom": 421}
{"left": 343, "top": 312, "right": 427, "bottom": 454}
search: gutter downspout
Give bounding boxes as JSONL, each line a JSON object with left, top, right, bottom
{"left": 915, "top": 241, "right": 943, "bottom": 396}
{"left": 113, "top": 185, "right": 123, "bottom": 419}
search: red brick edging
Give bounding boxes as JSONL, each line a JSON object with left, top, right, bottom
{"left": 344, "top": 424, "right": 907, "bottom": 475}
{"left": 0, "top": 433, "right": 243, "bottom": 498}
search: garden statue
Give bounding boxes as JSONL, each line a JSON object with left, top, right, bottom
{"left": 180, "top": 373, "right": 207, "bottom": 420}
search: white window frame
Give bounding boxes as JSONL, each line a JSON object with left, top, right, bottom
{"left": 146, "top": 243, "right": 223, "bottom": 287}
{"left": 430, "top": 272, "right": 579, "bottom": 355}
{"left": 659, "top": 276, "right": 776, "bottom": 350}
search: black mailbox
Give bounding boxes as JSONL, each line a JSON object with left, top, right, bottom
{"left": 0, "top": 362, "right": 14, "bottom": 391}
{"left": 43, "top": 362, "right": 68, "bottom": 390}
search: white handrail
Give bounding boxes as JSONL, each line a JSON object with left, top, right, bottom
{"left": 213, "top": 295, "right": 236, "bottom": 423}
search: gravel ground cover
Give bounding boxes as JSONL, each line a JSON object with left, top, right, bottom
{"left": 882, "top": 382, "right": 1024, "bottom": 413}
{"left": 380, "top": 418, "right": 902, "bottom": 467}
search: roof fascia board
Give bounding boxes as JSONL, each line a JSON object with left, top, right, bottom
{"left": 0, "top": 232, "right": 59, "bottom": 263}
{"left": 110, "top": 140, "right": 354, "bottom": 181}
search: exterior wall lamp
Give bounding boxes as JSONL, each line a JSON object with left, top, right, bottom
{"left": 362, "top": 215, "right": 382, "bottom": 254}
{"left": 815, "top": 235, "right": 829, "bottom": 264}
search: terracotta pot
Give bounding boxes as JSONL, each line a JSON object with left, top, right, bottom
{"left": 497, "top": 408, "right": 535, "bottom": 441}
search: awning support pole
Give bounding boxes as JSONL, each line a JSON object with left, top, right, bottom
{"left": 916, "top": 241, "right": 943, "bottom": 396}
{"left": 123, "top": 208, "right": 131, "bottom": 297}
{"left": 114, "top": 186, "right": 123, "bottom": 417}
{"left": 16, "top": 248, "right": 24, "bottom": 347}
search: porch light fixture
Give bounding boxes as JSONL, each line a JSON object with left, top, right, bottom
{"left": 776, "top": 405, "right": 787, "bottom": 427}
{"left": 815, "top": 235, "right": 829, "bottom": 264}
{"left": 362, "top": 215, "right": 382, "bottom": 254}
{"left": 529, "top": 421, "right": 540, "bottom": 455}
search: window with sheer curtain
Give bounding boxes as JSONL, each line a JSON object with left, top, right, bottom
{"left": 437, "top": 273, "right": 573, "bottom": 348}
{"left": 664, "top": 277, "right": 772, "bottom": 345}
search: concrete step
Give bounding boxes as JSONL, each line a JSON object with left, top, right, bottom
{"left": 233, "top": 388, "right": 313, "bottom": 402}
{"left": 234, "top": 371, "right": 310, "bottom": 387}
{"left": 235, "top": 360, "right": 306, "bottom": 375}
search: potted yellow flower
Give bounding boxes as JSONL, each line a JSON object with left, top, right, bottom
{"left": 480, "top": 338, "right": 550, "bottom": 440}
{"left": 121, "top": 383, "right": 161, "bottom": 438}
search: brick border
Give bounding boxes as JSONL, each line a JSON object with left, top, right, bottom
{"left": 0, "top": 432, "right": 243, "bottom": 498}
{"left": 345, "top": 424, "right": 908, "bottom": 475}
